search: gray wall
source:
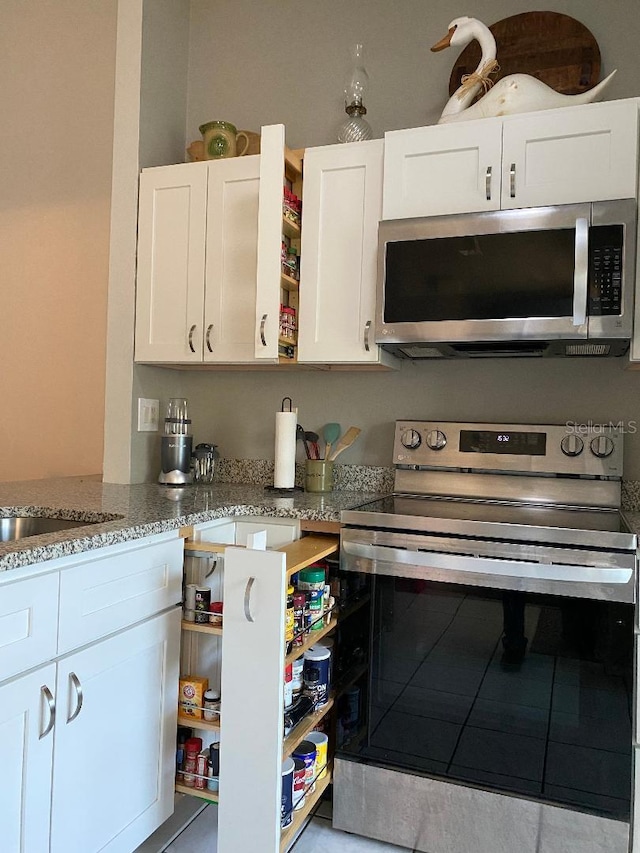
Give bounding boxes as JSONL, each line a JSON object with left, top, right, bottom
{"left": 132, "top": 0, "right": 640, "bottom": 479}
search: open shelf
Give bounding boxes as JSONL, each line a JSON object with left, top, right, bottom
{"left": 282, "top": 217, "right": 301, "bottom": 240}
{"left": 279, "top": 535, "right": 339, "bottom": 580}
{"left": 280, "top": 272, "right": 299, "bottom": 291}
{"left": 283, "top": 693, "right": 335, "bottom": 759}
{"left": 177, "top": 712, "right": 220, "bottom": 732}
{"left": 181, "top": 620, "right": 223, "bottom": 636}
{"left": 280, "top": 766, "right": 332, "bottom": 852}
{"left": 285, "top": 616, "right": 336, "bottom": 667}
{"left": 175, "top": 781, "right": 219, "bottom": 804}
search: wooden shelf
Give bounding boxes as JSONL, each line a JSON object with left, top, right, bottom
{"left": 184, "top": 541, "right": 228, "bottom": 556}
{"left": 175, "top": 781, "right": 219, "bottom": 804}
{"left": 280, "top": 272, "right": 299, "bottom": 291}
{"left": 279, "top": 535, "right": 339, "bottom": 579}
{"left": 280, "top": 766, "right": 332, "bottom": 852}
{"left": 285, "top": 616, "right": 336, "bottom": 667}
{"left": 283, "top": 694, "right": 335, "bottom": 759}
{"left": 334, "top": 661, "right": 368, "bottom": 698}
{"left": 284, "top": 146, "right": 303, "bottom": 180}
{"left": 181, "top": 620, "right": 223, "bottom": 636}
{"left": 177, "top": 712, "right": 220, "bottom": 732}
{"left": 282, "top": 217, "right": 301, "bottom": 240}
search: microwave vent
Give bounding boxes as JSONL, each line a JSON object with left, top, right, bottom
{"left": 565, "top": 343, "right": 611, "bottom": 356}
{"left": 397, "top": 345, "right": 445, "bottom": 359}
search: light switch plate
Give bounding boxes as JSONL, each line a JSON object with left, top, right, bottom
{"left": 137, "top": 398, "right": 160, "bottom": 432}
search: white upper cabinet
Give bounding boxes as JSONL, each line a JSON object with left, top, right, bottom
{"left": 383, "top": 99, "right": 639, "bottom": 220}
{"left": 135, "top": 162, "right": 207, "bottom": 362}
{"left": 383, "top": 119, "right": 502, "bottom": 218}
{"left": 297, "top": 139, "right": 395, "bottom": 366}
{"left": 501, "top": 100, "right": 639, "bottom": 209}
{"left": 135, "top": 126, "right": 288, "bottom": 365}
{"left": 204, "top": 156, "right": 261, "bottom": 362}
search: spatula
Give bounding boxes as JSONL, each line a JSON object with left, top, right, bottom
{"left": 322, "top": 423, "right": 341, "bottom": 460}
{"left": 327, "top": 426, "right": 361, "bottom": 462}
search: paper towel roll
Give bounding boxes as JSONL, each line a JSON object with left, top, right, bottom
{"left": 274, "top": 411, "right": 297, "bottom": 489}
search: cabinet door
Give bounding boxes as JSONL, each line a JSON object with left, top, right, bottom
{"left": 204, "top": 155, "right": 262, "bottom": 362}
{"left": 255, "top": 124, "right": 287, "bottom": 361}
{"left": 298, "top": 140, "right": 393, "bottom": 364}
{"left": 382, "top": 119, "right": 502, "bottom": 219}
{"left": 0, "top": 664, "right": 56, "bottom": 853}
{"left": 218, "top": 545, "right": 287, "bottom": 853}
{"left": 135, "top": 162, "right": 207, "bottom": 362}
{"left": 502, "top": 100, "right": 639, "bottom": 209}
{"left": 50, "top": 608, "right": 180, "bottom": 853}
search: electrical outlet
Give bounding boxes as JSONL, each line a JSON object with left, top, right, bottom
{"left": 137, "top": 398, "right": 160, "bottom": 432}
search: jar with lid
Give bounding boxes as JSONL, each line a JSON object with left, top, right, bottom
{"left": 203, "top": 688, "right": 221, "bottom": 722}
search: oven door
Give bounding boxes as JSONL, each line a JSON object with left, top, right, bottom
{"left": 333, "top": 527, "right": 635, "bottom": 852}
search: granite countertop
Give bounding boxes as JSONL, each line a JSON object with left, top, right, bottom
{"left": 0, "top": 477, "right": 385, "bottom": 573}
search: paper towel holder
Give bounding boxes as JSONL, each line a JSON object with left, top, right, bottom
{"left": 265, "top": 396, "right": 303, "bottom": 493}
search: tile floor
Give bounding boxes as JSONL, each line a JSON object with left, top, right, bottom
{"left": 160, "top": 800, "right": 412, "bottom": 852}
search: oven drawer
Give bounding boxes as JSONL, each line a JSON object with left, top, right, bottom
{"left": 340, "top": 528, "right": 636, "bottom": 603}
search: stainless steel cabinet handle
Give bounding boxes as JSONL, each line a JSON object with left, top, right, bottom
{"left": 259, "top": 314, "right": 268, "bottom": 347}
{"left": 485, "top": 166, "right": 492, "bottom": 200}
{"left": 188, "top": 324, "right": 197, "bottom": 353}
{"left": 364, "top": 320, "right": 372, "bottom": 352}
{"left": 509, "top": 163, "right": 516, "bottom": 198}
{"left": 243, "top": 577, "right": 256, "bottom": 622}
{"left": 67, "top": 672, "right": 83, "bottom": 723}
{"left": 40, "top": 685, "right": 56, "bottom": 739}
{"left": 205, "top": 324, "right": 213, "bottom": 353}
{"left": 572, "top": 217, "right": 589, "bottom": 327}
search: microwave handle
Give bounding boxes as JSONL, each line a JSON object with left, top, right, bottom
{"left": 572, "top": 217, "right": 589, "bottom": 326}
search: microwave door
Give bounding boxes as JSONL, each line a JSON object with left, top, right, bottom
{"left": 377, "top": 205, "right": 592, "bottom": 345}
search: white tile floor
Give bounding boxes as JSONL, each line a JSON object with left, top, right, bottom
{"left": 160, "top": 801, "right": 412, "bottom": 852}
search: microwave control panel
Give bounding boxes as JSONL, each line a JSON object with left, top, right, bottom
{"left": 588, "top": 224, "right": 623, "bottom": 316}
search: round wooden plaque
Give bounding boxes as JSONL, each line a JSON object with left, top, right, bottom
{"left": 448, "top": 11, "right": 602, "bottom": 99}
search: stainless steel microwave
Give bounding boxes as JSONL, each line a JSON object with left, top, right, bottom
{"left": 375, "top": 199, "right": 637, "bottom": 358}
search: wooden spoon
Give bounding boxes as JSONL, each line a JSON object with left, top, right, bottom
{"left": 327, "top": 426, "right": 361, "bottom": 462}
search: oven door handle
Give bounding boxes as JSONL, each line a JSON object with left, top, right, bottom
{"left": 342, "top": 540, "right": 633, "bottom": 588}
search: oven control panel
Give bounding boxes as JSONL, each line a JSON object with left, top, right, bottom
{"left": 395, "top": 421, "right": 623, "bottom": 477}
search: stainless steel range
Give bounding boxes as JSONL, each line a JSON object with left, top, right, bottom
{"left": 334, "top": 421, "right": 637, "bottom": 853}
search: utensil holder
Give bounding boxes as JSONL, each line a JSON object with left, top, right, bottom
{"left": 305, "top": 460, "right": 334, "bottom": 493}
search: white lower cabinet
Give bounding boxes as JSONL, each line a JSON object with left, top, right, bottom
{"left": 0, "top": 532, "right": 183, "bottom": 853}
{"left": 50, "top": 609, "right": 180, "bottom": 853}
{"left": 0, "top": 664, "right": 57, "bottom": 853}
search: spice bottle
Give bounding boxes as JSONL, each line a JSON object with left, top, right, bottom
{"left": 182, "top": 736, "right": 202, "bottom": 787}
{"left": 285, "top": 584, "right": 295, "bottom": 652}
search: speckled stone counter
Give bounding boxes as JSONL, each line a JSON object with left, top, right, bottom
{"left": 0, "top": 477, "right": 386, "bottom": 573}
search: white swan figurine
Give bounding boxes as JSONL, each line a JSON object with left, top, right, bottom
{"left": 431, "top": 16, "right": 617, "bottom": 124}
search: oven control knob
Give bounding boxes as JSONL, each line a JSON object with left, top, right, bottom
{"left": 560, "top": 434, "right": 584, "bottom": 457}
{"left": 426, "top": 429, "right": 447, "bottom": 451}
{"left": 590, "top": 435, "right": 615, "bottom": 458}
{"left": 401, "top": 429, "right": 422, "bottom": 449}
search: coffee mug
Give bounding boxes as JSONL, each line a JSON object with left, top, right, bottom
{"left": 199, "top": 120, "right": 250, "bottom": 160}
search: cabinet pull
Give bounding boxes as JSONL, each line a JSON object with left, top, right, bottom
{"left": 364, "top": 320, "right": 372, "bottom": 352}
{"left": 188, "top": 324, "right": 197, "bottom": 353}
{"left": 39, "top": 685, "right": 56, "bottom": 739}
{"left": 509, "top": 163, "right": 516, "bottom": 198}
{"left": 259, "top": 315, "right": 268, "bottom": 347}
{"left": 243, "top": 577, "right": 256, "bottom": 623}
{"left": 205, "top": 324, "right": 213, "bottom": 353}
{"left": 485, "top": 166, "right": 492, "bottom": 200}
{"left": 67, "top": 672, "right": 83, "bottom": 723}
